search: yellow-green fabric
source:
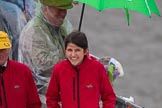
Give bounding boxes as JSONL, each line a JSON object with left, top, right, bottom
{"left": 107, "top": 64, "right": 115, "bottom": 84}
{"left": 40, "top": 0, "right": 73, "bottom": 9}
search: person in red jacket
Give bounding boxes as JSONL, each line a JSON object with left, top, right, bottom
{"left": 0, "top": 30, "right": 41, "bottom": 108}
{"left": 46, "top": 31, "right": 116, "bottom": 108}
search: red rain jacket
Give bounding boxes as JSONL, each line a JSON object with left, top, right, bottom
{"left": 46, "top": 55, "right": 116, "bottom": 108}
{"left": 0, "top": 60, "right": 41, "bottom": 108}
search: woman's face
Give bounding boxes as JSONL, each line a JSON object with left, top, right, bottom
{"left": 65, "top": 43, "right": 88, "bottom": 66}
{"left": 0, "top": 49, "right": 9, "bottom": 65}
{"left": 43, "top": 5, "right": 67, "bottom": 26}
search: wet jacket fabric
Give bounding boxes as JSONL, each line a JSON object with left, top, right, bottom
{"left": 18, "top": 11, "right": 73, "bottom": 103}
{"left": 0, "top": 59, "right": 41, "bottom": 108}
{"left": 3, "top": 0, "right": 36, "bottom": 18}
{"left": 46, "top": 55, "right": 116, "bottom": 108}
{"left": 0, "top": 0, "right": 27, "bottom": 60}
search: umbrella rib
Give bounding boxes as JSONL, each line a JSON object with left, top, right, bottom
{"left": 99, "top": 0, "right": 104, "bottom": 11}
{"left": 144, "top": 0, "right": 151, "bottom": 16}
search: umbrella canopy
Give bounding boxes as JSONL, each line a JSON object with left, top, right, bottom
{"left": 75, "top": 0, "right": 161, "bottom": 30}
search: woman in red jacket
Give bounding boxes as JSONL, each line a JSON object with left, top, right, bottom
{"left": 46, "top": 31, "right": 116, "bottom": 108}
{"left": 0, "top": 31, "right": 41, "bottom": 108}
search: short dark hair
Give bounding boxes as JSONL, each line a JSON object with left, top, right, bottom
{"left": 65, "top": 31, "right": 88, "bottom": 50}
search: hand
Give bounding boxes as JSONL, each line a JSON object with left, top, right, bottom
{"left": 23, "top": 10, "right": 30, "bottom": 22}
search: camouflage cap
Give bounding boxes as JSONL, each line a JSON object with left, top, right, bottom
{"left": 40, "top": 0, "right": 73, "bottom": 9}
{"left": 0, "top": 31, "right": 12, "bottom": 49}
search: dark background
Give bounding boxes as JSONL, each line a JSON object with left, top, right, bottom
{"left": 67, "top": 0, "right": 162, "bottom": 107}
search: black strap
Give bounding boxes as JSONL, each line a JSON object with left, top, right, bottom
{"left": 2, "top": 77, "right": 8, "bottom": 108}
{"left": 0, "top": 66, "right": 6, "bottom": 74}
{"left": 0, "top": 66, "right": 8, "bottom": 108}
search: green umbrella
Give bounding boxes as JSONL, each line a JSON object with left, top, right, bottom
{"left": 75, "top": 0, "right": 161, "bottom": 31}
